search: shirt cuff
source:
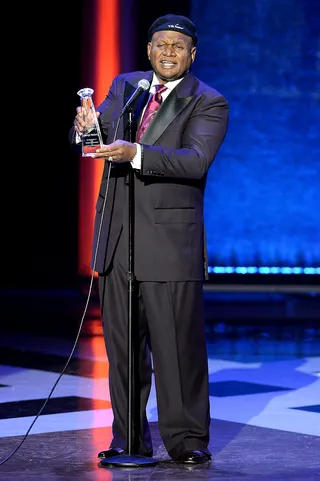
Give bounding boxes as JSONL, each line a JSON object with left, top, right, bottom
{"left": 130, "top": 143, "right": 142, "bottom": 170}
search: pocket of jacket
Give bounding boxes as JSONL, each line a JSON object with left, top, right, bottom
{"left": 154, "top": 208, "right": 196, "bottom": 224}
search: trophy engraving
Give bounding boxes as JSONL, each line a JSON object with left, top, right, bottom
{"left": 77, "top": 87, "right": 103, "bottom": 157}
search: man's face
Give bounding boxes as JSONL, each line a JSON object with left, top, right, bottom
{"left": 147, "top": 31, "right": 196, "bottom": 83}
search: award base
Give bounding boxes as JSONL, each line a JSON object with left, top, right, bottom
{"left": 82, "top": 145, "right": 101, "bottom": 157}
{"left": 81, "top": 126, "right": 103, "bottom": 157}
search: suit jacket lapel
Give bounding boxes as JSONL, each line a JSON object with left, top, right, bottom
{"left": 140, "top": 72, "right": 197, "bottom": 145}
{"left": 122, "top": 73, "right": 153, "bottom": 141}
{"left": 121, "top": 73, "right": 152, "bottom": 184}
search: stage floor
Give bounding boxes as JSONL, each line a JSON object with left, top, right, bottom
{"left": 0, "top": 291, "right": 319, "bottom": 480}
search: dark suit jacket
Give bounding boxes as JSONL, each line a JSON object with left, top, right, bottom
{"left": 73, "top": 70, "right": 229, "bottom": 281}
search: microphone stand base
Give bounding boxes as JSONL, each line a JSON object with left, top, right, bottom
{"left": 100, "top": 454, "right": 158, "bottom": 468}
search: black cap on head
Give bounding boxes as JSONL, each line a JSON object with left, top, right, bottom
{"left": 148, "top": 13, "right": 198, "bottom": 45}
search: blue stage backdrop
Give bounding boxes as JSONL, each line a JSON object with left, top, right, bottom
{"left": 191, "top": 0, "right": 319, "bottom": 273}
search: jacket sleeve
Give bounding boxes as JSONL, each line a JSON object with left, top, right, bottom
{"left": 141, "top": 94, "right": 229, "bottom": 180}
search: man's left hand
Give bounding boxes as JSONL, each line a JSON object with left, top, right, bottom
{"left": 94, "top": 140, "right": 137, "bottom": 162}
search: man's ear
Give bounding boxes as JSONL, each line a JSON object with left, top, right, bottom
{"left": 191, "top": 47, "right": 197, "bottom": 63}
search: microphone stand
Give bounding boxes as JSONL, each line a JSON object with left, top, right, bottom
{"left": 100, "top": 109, "right": 158, "bottom": 468}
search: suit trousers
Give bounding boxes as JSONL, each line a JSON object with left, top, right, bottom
{"left": 98, "top": 232, "right": 211, "bottom": 460}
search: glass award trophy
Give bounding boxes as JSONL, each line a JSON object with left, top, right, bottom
{"left": 77, "top": 87, "right": 103, "bottom": 157}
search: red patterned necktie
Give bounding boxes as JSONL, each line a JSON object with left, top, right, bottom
{"left": 136, "top": 84, "right": 167, "bottom": 141}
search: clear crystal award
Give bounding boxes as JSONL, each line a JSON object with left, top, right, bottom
{"left": 77, "top": 87, "right": 103, "bottom": 157}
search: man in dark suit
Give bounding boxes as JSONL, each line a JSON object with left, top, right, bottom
{"left": 71, "top": 13, "right": 229, "bottom": 465}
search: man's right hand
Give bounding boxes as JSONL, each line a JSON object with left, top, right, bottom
{"left": 74, "top": 106, "right": 100, "bottom": 136}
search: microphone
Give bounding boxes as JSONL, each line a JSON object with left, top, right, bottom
{"left": 120, "top": 79, "right": 150, "bottom": 115}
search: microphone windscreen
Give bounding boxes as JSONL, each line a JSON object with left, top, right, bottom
{"left": 138, "top": 79, "right": 150, "bottom": 91}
